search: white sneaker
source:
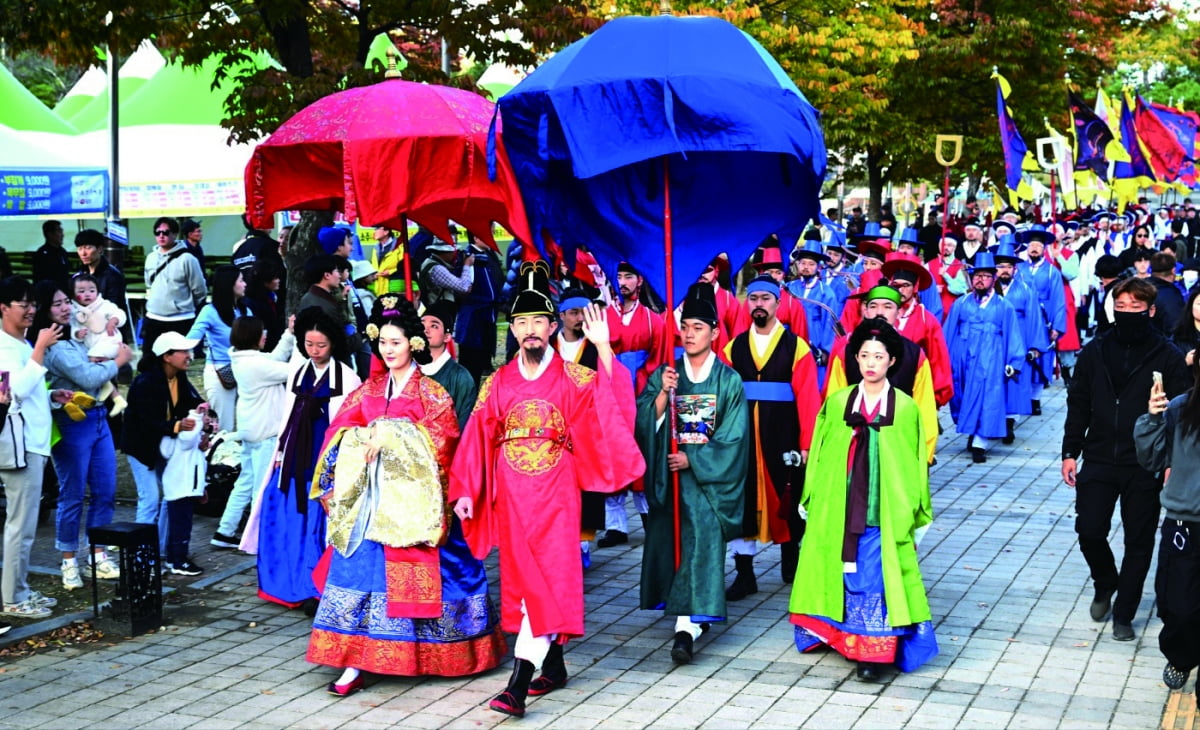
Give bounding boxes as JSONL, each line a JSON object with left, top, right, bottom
{"left": 29, "top": 591, "right": 57, "bottom": 608}
{"left": 87, "top": 555, "right": 121, "bottom": 580}
{"left": 62, "top": 562, "right": 83, "bottom": 590}
{"left": 2, "top": 600, "right": 51, "bottom": 618}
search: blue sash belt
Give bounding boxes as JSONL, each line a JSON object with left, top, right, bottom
{"left": 615, "top": 350, "right": 649, "bottom": 389}
{"left": 742, "top": 381, "right": 795, "bottom": 402}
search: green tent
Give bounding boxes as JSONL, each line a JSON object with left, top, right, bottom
{"left": 63, "top": 42, "right": 165, "bottom": 130}
{"left": 107, "top": 51, "right": 275, "bottom": 129}
{"left": 0, "top": 65, "right": 76, "bottom": 134}
{"left": 53, "top": 66, "right": 107, "bottom": 122}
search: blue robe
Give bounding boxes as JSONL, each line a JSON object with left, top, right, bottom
{"left": 998, "top": 277, "right": 1049, "bottom": 416}
{"left": 786, "top": 275, "right": 838, "bottom": 385}
{"left": 1020, "top": 259, "right": 1066, "bottom": 384}
{"left": 257, "top": 364, "right": 341, "bottom": 607}
{"left": 943, "top": 292, "right": 1026, "bottom": 439}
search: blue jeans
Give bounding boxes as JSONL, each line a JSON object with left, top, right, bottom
{"left": 217, "top": 437, "right": 277, "bottom": 537}
{"left": 166, "top": 498, "right": 195, "bottom": 565}
{"left": 128, "top": 454, "right": 169, "bottom": 555}
{"left": 51, "top": 408, "right": 117, "bottom": 553}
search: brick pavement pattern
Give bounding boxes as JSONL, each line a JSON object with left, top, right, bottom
{"left": 0, "top": 384, "right": 1183, "bottom": 729}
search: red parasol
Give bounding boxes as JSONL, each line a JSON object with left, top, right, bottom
{"left": 244, "top": 77, "right": 532, "bottom": 255}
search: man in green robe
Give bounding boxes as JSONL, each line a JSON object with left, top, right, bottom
{"left": 420, "top": 301, "right": 477, "bottom": 428}
{"left": 637, "top": 282, "right": 749, "bottom": 664}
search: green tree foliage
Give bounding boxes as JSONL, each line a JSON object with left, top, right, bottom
{"left": 0, "top": 0, "right": 600, "bottom": 142}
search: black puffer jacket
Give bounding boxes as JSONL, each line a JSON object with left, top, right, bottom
{"left": 1063, "top": 329, "right": 1190, "bottom": 466}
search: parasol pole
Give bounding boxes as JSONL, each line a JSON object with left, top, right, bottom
{"left": 659, "top": 0, "right": 682, "bottom": 573}
{"left": 935, "top": 135, "right": 963, "bottom": 245}
{"left": 400, "top": 214, "right": 414, "bottom": 302}
{"left": 663, "top": 155, "right": 682, "bottom": 573}
{"left": 1036, "top": 132, "right": 1062, "bottom": 229}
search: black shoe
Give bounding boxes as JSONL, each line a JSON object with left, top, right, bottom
{"left": 1002, "top": 418, "right": 1015, "bottom": 445}
{"left": 210, "top": 532, "right": 240, "bottom": 549}
{"left": 856, "top": 662, "right": 881, "bottom": 681}
{"left": 725, "top": 554, "right": 759, "bottom": 601}
{"left": 302, "top": 598, "right": 320, "bottom": 617}
{"left": 1090, "top": 588, "right": 1114, "bottom": 621}
{"left": 0, "top": 620, "right": 10, "bottom": 636}
{"left": 528, "top": 642, "right": 568, "bottom": 697}
{"left": 597, "top": 530, "right": 628, "bottom": 548}
{"left": 165, "top": 561, "right": 204, "bottom": 576}
{"left": 779, "top": 542, "right": 800, "bottom": 584}
{"left": 1031, "top": 400, "right": 1042, "bottom": 416}
{"left": 1164, "top": 663, "right": 1189, "bottom": 690}
{"left": 489, "top": 659, "right": 534, "bottom": 717}
{"left": 671, "top": 631, "right": 694, "bottom": 664}
{"left": 971, "top": 447, "right": 986, "bottom": 464}
{"left": 1061, "top": 366, "right": 1073, "bottom": 389}
{"left": 1112, "top": 620, "right": 1135, "bottom": 642}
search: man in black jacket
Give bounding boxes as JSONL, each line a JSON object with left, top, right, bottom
{"left": 33, "top": 219, "right": 72, "bottom": 292}
{"left": 1062, "top": 277, "right": 1190, "bottom": 641}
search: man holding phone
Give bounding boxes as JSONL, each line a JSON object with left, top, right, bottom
{"left": 1062, "top": 277, "right": 1190, "bottom": 641}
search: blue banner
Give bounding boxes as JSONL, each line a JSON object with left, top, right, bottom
{"left": 0, "top": 169, "right": 108, "bottom": 216}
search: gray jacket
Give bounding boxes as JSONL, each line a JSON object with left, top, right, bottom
{"left": 144, "top": 242, "right": 207, "bottom": 320}
{"left": 1134, "top": 394, "right": 1200, "bottom": 522}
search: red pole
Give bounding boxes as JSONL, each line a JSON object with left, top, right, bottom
{"left": 1048, "top": 170, "right": 1057, "bottom": 229}
{"left": 940, "top": 166, "right": 951, "bottom": 244}
{"left": 400, "top": 214, "right": 414, "bottom": 302}
{"left": 664, "top": 156, "right": 681, "bottom": 573}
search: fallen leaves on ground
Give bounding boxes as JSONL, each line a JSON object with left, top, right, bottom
{"left": 0, "top": 622, "right": 105, "bottom": 659}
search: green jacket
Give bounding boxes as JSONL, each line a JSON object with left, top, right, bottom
{"left": 636, "top": 358, "right": 748, "bottom": 617}
{"left": 789, "top": 384, "right": 933, "bottom": 627}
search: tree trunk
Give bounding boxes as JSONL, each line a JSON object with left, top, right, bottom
{"left": 286, "top": 211, "right": 334, "bottom": 315}
{"left": 257, "top": 1, "right": 314, "bottom": 78}
{"left": 866, "top": 147, "right": 886, "bottom": 222}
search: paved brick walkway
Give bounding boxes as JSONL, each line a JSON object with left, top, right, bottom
{"left": 0, "top": 382, "right": 1185, "bottom": 728}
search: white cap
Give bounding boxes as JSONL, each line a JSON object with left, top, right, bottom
{"left": 152, "top": 331, "right": 200, "bottom": 356}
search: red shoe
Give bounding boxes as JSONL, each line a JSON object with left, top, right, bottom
{"left": 527, "top": 674, "right": 568, "bottom": 697}
{"left": 327, "top": 673, "right": 365, "bottom": 696}
{"left": 489, "top": 690, "right": 526, "bottom": 717}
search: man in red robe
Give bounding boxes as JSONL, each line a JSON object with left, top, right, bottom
{"left": 599, "top": 261, "right": 670, "bottom": 548}
{"left": 450, "top": 261, "right": 645, "bottom": 718}
{"left": 928, "top": 233, "right": 969, "bottom": 320}
{"left": 881, "top": 252, "right": 954, "bottom": 407}
{"left": 675, "top": 254, "right": 748, "bottom": 362}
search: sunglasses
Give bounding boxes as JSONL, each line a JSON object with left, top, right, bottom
{"left": 154, "top": 229, "right": 172, "bottom": 236}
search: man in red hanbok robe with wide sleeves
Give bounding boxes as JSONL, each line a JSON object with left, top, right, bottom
{"left": 451, "top": 262, "right": 645, "bottom": 719}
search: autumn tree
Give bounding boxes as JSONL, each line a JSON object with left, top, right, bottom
{"left": 886, "top": 0, "right": 1170, "bottom": 210}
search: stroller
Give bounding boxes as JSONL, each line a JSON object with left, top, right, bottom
{"left": 194, "top": 431, "right": 242, "bottom": 518}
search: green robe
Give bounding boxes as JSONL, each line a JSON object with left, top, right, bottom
{"left": 637, "top": 357, "right": 748, "bottom": 617}
{"left": 788, "top": 384, "right": 933, "bottom": 627}
{"left": 428, "top": 358, "right": 478, "bottom": 429}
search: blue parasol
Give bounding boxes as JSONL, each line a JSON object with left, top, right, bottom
{"left": 494, "top": 12, "right": 827, "bottom": 307}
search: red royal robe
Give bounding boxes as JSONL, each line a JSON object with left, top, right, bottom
{"left": 895, "top": 300, "right": 954, "bottom": 407}
{"left": 1049, "top": 248, "right": 1082, "bottom": 353}
{"left": 448, "top": 354, "right": 645, "bottom": 637}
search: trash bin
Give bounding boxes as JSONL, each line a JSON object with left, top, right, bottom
{"left": 88, "top": 522, "right": 162, "bottom": 636}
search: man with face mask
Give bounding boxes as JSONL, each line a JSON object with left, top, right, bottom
{"left": 942, "top": 252, "right": 1027, "bottom": 464}
{"left": 1062, "top": 277, "right": 1189, "bottom": 642}
{"left": 1182, "top": 258, "right": 1200, "bottom": 298}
